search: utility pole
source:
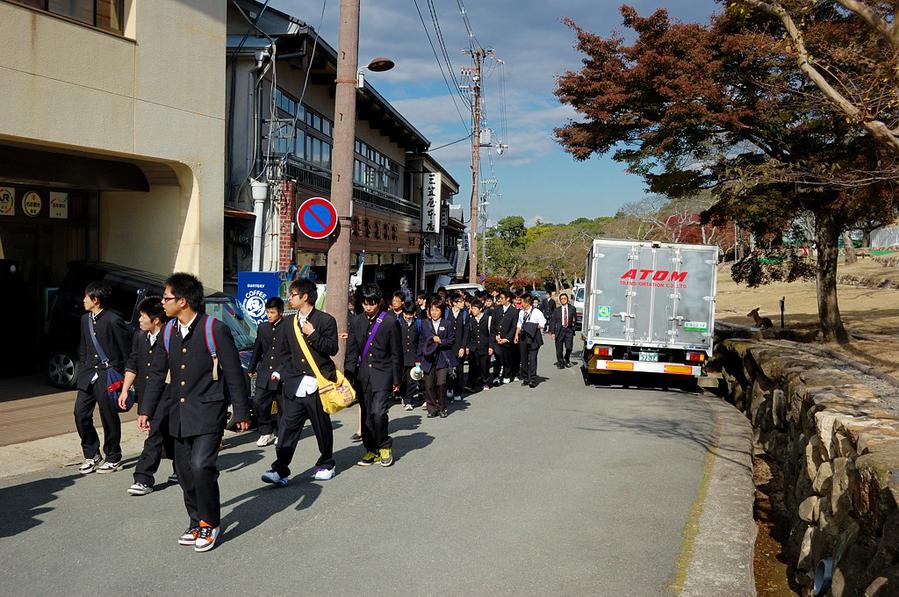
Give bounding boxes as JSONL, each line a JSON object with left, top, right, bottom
{"left": 467, "top": 49, "right": 483, "bottom": 285}
{"left": 324, "top": 0, "right": 360, "bottom": 366}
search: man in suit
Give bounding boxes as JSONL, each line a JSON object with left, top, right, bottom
{"left": 345, "top": 284, "right": 403, "bottom": 467}
{"left": 550, "top": 292, "right": 577, "bottom": 368}
{"left": 490, "top": 289, "right": 518, "bottom": 385}
{"left": 516, "top": 295, "right": 547, "bottom": 388}
{"left": 467, "top": 299, "right": 492, "bottom": 392}
{"left": 141, "top": 273, "right": 250, "bottom": 553}
{"left": 119, "top": 296, "right": 174, "bottom": 495}
{"left": 74, "top": 281, "right": 131, "bottom": 474}
{"left": 445, "top": 292, "right": 469, "bottom": 400}
{"left": 248, "top": 297, "right": 286, "bottom": 447}
{"left": 397, "top": 302, "right": 421, "bottom": 411}
{"left": 542, "top": 291, "right": 557, "bottom": 333}
{"left": 261, "top": 279, "right": 339, "bottom": 486}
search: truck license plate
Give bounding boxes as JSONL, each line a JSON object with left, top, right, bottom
{"left": 639, "top": 352, "right": 659, "bottom": 362}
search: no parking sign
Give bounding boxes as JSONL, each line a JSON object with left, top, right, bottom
{"left": 296, "top": 197, "right": 338, "bottom": 240}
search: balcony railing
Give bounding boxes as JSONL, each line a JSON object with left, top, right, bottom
{"left": 278, "top": 154, "right": 420, "bottom": 220}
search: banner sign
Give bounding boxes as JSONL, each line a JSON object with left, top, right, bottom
{"left": 422, "top": 172, "right": 441, "bottom": 234}
{"left": 237, "top": 271, "right": 281, "bottom": 325}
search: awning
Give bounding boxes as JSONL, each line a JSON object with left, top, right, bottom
{"left": 454, "top": 249, "right": 468, "bottom": 279}
{"left": 424, "top": 254, "right": 454, "bottom": 275}
{"left": 224, "top": 205, "right": 256, "bottom": 220}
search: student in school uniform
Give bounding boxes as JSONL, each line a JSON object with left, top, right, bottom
{"left": 74, "top": 281, "right": 131, "bottom": 474}
{"left": 445, "top": 292, "right": 469, "bottom": 400}
{"left": 490, "top": 289, "right": 518, "bottom": 385}
{"left": 141, "top": 273, "right": 250, "bottom": 553}
{"left": 515, "top": 295, "right": 547, "bottom": 388}
{"left": 415, "top": 291, "right": 428, "bottom": 320}
{"left": 418, "top": 298, "right": 457, "bottom": 418}
{"left": 344, "top": 284, "right": 403, "bottom": 467}
{"left": 397, "top": 302, "right": 422, "bottom": 411}
{"left": 248, "top": 297, "right": 286, "bottom": 447}
{"left": 119, "top": 296, "right": 175, "bottom": 495}
{"left": 550, "top": 292, "right": 578, "bottom": 368}
{"left": 260, "top": 279, "right": 339, "bottom": 486}
{"left": 466, "top": 299, "right": 492, "bottom": 392}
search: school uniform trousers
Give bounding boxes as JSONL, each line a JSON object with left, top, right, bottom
{"left": 418, "top": 319, "right": 457, "bottom": 414}
{"left": 143, "top": 315, "right": 250, "bottom": 528}
{"left": 550, "top": 304, "right": 577, "bottom": 365}
{"left": 74, "top": 310, "right": 131, "bottom": 463}
{"left": 446, "top": 309, "right": 469, "bottom": 393}
{"left": 490, "top": 305, "right": 518, "bottom": 382}
{"left": 126, "top": 329, "right": 174, "bottom": 486}
{"left": 467, "top": 316, "right": 491, "bottom": 388}
{"left": 345, "top": 312, "right": 403, "bottom": 452}
{"left": 271, "top": 310, "right": 339, "bottom": 477}
{"left": 398, "top": 318, "right": 421, "bottom": 405}
{"left": 248, "top": 319, "right": 286, "bottom": 436}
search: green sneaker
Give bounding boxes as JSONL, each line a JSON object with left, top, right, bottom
{"left": 357, "top": 451, "right": 380, "bottom": 466}
{"left": 379, "top": 447, "right": 394, "bottom": 467}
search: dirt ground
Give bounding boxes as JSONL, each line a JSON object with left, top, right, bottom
{"left": 716, "top": 256, "right": 899, "bottom": 377}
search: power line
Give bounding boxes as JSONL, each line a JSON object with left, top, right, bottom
{"left": 430, "top": 133, "right": 473, "bottom": 152}
{"left": 411, "top": 0, "right": 471, "bottom": 135}
{"left": 426, "top": 0, "right": 470, "bottom": 109}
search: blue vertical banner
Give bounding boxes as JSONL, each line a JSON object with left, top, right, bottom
{"left": 237, "top": 271, "right": 281, "bottom": 325}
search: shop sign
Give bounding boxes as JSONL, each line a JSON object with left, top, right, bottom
{"left": 0, "top": 187, "right": 13, "bottom": 216}
{"left": 237, "top": 271, "right": 281, "bottom": 325}
{"left": 22, "top": 192, "right": 42, "bottom": 217}
{"left": 422, "top": 172, "right": 441, "bottom": 234}
{"left": 49, "top": 192, "right": 68, "bottom": 219}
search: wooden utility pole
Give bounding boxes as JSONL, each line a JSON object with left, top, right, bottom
{"left": 324, "top": 0, "right": 360, "bottom": 366}
{"left": 467, "top": 49, "right": 483, "bottom": 285}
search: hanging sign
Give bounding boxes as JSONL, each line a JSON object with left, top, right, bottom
{"left": 49, "top": 192, "right": 68, "bottom": 219}
{"left": 0, "top": 187, "right": 13, "bottom": 216}
{"left": 422, "top": 172, "right": 441, "bottom": 234}
{"left": 22, "top": 192, "right": 42, "bottom": 217}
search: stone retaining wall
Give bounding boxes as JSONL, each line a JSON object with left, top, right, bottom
{"left": 718, "top": 339, "right": 899, "bottom": 596}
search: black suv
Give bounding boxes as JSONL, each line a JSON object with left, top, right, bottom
{"left": 46, "top": 262, "right": 257, "bottom": 390}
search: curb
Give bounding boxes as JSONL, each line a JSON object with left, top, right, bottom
{"left": 677, "top": 393, "right": 757, "bottom": 596}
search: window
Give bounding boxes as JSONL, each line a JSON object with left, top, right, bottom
{"left": 353, "top": 140, "right": 402, "bottom": 196}
{"left": 12, "top": 0, "right": 125, "bottom": 34}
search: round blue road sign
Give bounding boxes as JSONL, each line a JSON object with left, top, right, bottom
{"left": 296, "top": 197, "right": 338, "bottom": 240}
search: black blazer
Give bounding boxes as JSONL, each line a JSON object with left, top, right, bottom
{"left": 398, "top": 317, "right": 421, "bottom": 368}
{"left": 550, "top": 304, "right": 577, "bottom": 334}
{"left": 278, "top": 310, "right": 339, "bottom": 398}
{"left": 467, "top": 315, "right": 491, "bottom": 355}
{"left": 344, "top": 311, "right": 403, "bottom": 391}
{"left": 445, "top": 308, "right": 470, "bottom": 352}
{"left": 76, "top": 310, "right": 131, "bottom": 391}
{"left": 248, "top": 318, "right": 286, "bottom": 390}
{"left": 417, "top": 318, "right": 457, "bottom": 373}
{"left": 490, "top": 305, "right": 518, "bottom": 344}
{"left": 125, "top": 329, "right": 163, "bottom": 401}
{"left": 141, "top": 314, "right": 250, "bottom": 438}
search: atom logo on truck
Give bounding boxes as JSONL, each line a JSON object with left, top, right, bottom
{"left": 619, "top": 269, "right": 688, "bottom": 289}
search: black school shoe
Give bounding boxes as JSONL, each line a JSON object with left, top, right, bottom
{"left": 427, "top": 411, "right": 439, "bottom": 418}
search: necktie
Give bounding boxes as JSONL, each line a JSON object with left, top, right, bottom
{"left": 562, "top": 307, "right": 568, "bottom": 328}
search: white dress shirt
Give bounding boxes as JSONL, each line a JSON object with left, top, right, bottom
{"left": 517, "top": 307, "right": 547, "bottom": 329}
{"left": 179, "top": 313, "right": 198, "bottom": 338}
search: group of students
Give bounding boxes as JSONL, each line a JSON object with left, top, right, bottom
{"left": 70, "top": 274, "right": 579, "bottom": 553}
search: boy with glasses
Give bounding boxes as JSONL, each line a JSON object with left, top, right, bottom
{"left": 141, "top": 273, "right": 250, "bottom": 552}
{"left": 261, "top": 279, "right": 339, "bottom": 486}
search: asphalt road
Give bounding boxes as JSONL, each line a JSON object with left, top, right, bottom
{"left": 0, "top": 347, "right": 716, "bottom": 597}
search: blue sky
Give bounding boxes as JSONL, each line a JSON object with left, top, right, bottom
{"left": 271, "top": 0, "right": 720, "bottom": 226}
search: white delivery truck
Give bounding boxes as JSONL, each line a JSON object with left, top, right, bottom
{"left": 581, "top": 239, "right": 718, "bottom": 379}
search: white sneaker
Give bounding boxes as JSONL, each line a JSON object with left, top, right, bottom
{"left": 273, "top": 435, "right": 278, "bottom": 446}
{"left": 313, "top": 467, "right": 335, "bottom": 481}
{"left": 78, "top": 455, "right": 101, "bottom": 474}
{"left": 256, "top": 433, "right": 275, "bottom": 447}
{"left": 404, "top": 403, "right": 413, "bottom": 411}
{"left": 127, "top": 482, "right": 153, "bottom": 496}
{"left": 96, "top": 460, "right": 122, "bottom": 474}
{"left": 447, "top": 389, "right": 454, "bottom": 398}
{"left": 502, "top": 378, "right": 511, "bottom": 385}
{"left": 194, "top": 524, "right": 220, "bottom": 552}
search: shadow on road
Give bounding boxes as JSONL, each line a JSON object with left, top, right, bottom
{"left": 0, "top": 473, "right": 80, "bottom": 538}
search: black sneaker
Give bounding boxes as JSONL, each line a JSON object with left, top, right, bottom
{"left": 439, "top": 410, "right": 448, "bottom": 418}
{"left": 426, "top": 411, "right": 439, "bottom": 418}
{"left": 350, "top": 433, "right": 363, "bottom": 443}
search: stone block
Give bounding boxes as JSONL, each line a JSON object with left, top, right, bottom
{"left": 831, "top": 457, "right": 853, "bottom": 518}
{"left": 865, "top": 564, "right": 899, "bottom": 596}
{"left": 834, "top": 432, "right": 856, "bottom": 459}
{"left": 813, "top": 461, "right": 834, "bottom": 495}
{"left": 772, "top": 388, "right": 786, "bottom": 428}
{"left": 797, "top": 524, "right": 817, "bottom": 572}
{"left": 799, "top": 496, "right": 820, "bottom": 522}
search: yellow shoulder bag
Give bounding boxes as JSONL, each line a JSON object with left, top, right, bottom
{"left": 293, "top": 315, "right": 356, "bottom": 414}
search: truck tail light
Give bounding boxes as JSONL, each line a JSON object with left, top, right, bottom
{"left": 593, "top": 346, "right": 612, "bottom": 358}
{"left": 687, "top": 352, "right": 706, "bottom": 363}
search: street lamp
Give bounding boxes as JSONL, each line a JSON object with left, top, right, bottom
{"left": 356, "top": 56, "right": 395, "bottom": 88}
